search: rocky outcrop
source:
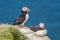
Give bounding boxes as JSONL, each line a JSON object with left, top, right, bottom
{"left": 15, "top": 25, "right": 51, "bottom": 40}
{"left": 0, "top": 24, "right": 51, "bottom": 40}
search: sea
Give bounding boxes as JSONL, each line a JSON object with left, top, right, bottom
{"left": 0, "top": 0, "right": 60, "bottom": 40}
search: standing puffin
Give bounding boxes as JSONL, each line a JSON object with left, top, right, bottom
{"left": 13, "top": 6, "right": 30, "bottom": 25}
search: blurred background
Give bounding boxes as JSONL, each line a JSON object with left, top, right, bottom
{"left": 0, "top": 0, "right": 60, "bottom": 40}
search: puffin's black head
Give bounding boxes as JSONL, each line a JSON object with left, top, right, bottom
{"left": 22, "top": 6, "right": 30, "bottom": 13}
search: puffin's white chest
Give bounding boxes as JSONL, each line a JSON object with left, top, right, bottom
{"left": 21, "top": 13, "right": 29, "bottom": 25}
{"left": 25, "top": 13, "right": 29, "bottom": 21}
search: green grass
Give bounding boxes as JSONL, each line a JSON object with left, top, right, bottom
{"left": 0, "top": 24, "right": 27, "bottom": 40}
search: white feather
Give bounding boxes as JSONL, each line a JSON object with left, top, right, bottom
{"left": 21, "top": 13, "right": 29, "bottom": 25}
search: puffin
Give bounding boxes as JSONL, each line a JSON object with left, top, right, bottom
{"left": 29, "top": 23, "right": 45, "bottom": 32}
{"left": 34, "top": 23, "right": 47, "bottom": 36}
{"left": 13, "top": 6, "right": 30, "bottom": 25}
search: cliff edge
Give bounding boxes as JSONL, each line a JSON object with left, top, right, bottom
{"left": 0, "top": 24, "right": 51, "bottom": 40}
{"left": 15, "top": 25, "right": 51, "bottom": 40}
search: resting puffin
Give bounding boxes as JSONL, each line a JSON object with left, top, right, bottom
{"left": 29, "top": 23, "right": 45, "bottom": 32}
{"left": 13, "top": 6, "right": 30, "bottom": 25}
{"left": 34, "top": 23, "right": 47, "bottom": 36}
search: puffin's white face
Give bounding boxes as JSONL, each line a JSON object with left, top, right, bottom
{"left": 39, "top": 23, "right": 45, "bottom": 29}
{"left": 22, "top": 7, "right": 30, "bottom": 12}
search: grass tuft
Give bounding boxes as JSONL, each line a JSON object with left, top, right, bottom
{"left": 0, "top": 24, "right": 27, "bottom": 40}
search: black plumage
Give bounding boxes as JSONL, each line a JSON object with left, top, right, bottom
{"left": 13, "top": 11, "right": 27, "bottom": 25}
{"left": 29, "top": 26, "right": 45, "bottom": 32}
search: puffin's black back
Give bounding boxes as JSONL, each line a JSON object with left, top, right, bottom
{"left": 29, "top": 26, "right": 45, "bottom": 32}
{"left": 29, "top": 26, "right": 40, "bottom": 32}
{"left": 13, "top": 11, "right": 27, "bottom": 25}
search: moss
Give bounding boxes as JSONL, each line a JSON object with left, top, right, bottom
{"left": 0, "top": 24, "right": 27, "bottom": 40}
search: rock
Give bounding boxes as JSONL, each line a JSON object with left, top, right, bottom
{"left": 34, "top": 29, "right": 47, "bottom": 36}
{"left": 26, "top": 34, "right": 50, "bottom": 40}
{"left": 16, "top": 25, "right": 51, "bottom": 40}
{"left": 0, "top": 24, "right": 51, "bottom": 40}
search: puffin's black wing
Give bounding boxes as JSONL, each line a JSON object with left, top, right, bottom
{"left": 29, "top": 26, "right": 40, "bottom": 32}
{"left": 13, "top": 16, "right": 25, "bottom": 25}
